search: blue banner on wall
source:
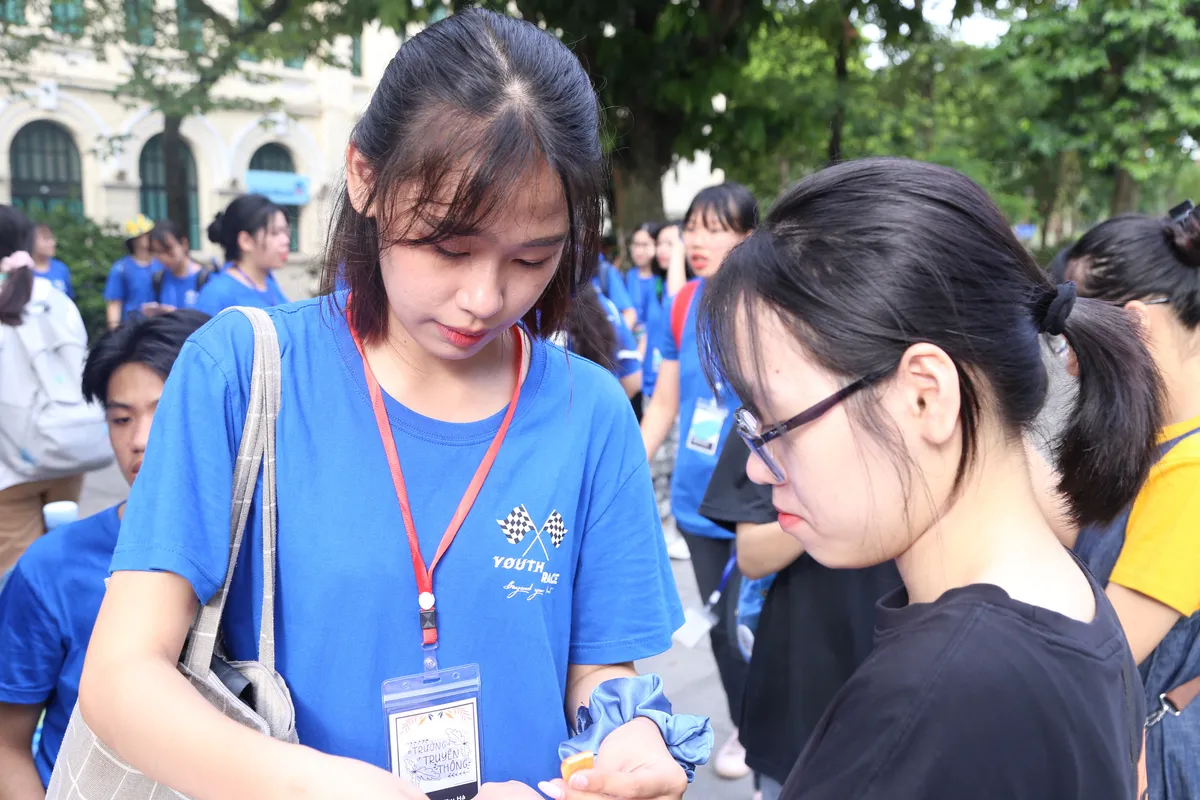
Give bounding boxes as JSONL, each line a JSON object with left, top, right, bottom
{"left": 245, "top": 170, "right": 311, "bottom": 206}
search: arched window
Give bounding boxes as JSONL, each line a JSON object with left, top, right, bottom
{"left": 249, "top": 143, "right": 300, "bottom": 252}
{"left": 139, "top": 134, "right": 200, "bottom": 246}
{"left": 9, "top": 120, "right": 84, "bottom": 217}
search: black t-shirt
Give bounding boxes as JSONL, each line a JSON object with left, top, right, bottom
{"left": 699, "top": 436, "right": 902, "bottom": 784}
{"left": 780, "top": 575, "right": 1145, "bottom": 800}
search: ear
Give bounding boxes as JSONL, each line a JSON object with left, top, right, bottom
{"left": 236, "top": 228, "right": 257, "bottom": 256}
{"left": 1123, "top": 300, "right": 1154, "bottom": 334}
{"left": 346, "top": 143, "right": 374, "bottom": 217}
{"left": 890, "top": 342, "right": 960, "bottom": 447}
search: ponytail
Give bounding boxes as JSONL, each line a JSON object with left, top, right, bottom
{"left": 1053, "top": 296, "right": 1165, "bottom": 526}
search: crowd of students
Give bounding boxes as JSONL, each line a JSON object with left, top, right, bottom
{"left": 0, "top": 7, "right": 1196, "bottom": 800}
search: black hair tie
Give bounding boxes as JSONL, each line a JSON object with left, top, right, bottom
{"left": 1035, "top": 281, "right": 1076, "bottom": 336}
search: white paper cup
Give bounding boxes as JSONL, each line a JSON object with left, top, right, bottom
{"left": 43, "top": 501, "right": 79, "bottom": 531}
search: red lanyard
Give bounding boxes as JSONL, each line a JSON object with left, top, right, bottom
{"left": 351, "top": 324, "right": 525, "bottom": 647}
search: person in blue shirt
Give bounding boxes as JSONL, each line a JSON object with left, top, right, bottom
{"left": 30, "top": 224, "right": 73, "bottom": 299}
{"left": 563, "top": 284, "right": 642, "bottom": 399}
{"left": 593, "top": 253, "right": 636, "bottom": 331}
{"left": 79, "top": 11, "right": 701, "bottom": 800}
{"left": 146, "top": 220, "right": 212, "bottom": 312}
{"left": 640, "top": 183, "right": 758, "bottom": 781}
{"left": 0, "top": 309, "right": 209, "bottom": 794}
{"left": 195, "top": 194, "right": 290, "bottom": 315}
{"left": 103, "top": 214, "right": 161, "bottom": 330}
{"left": 624, "top": 222, "right": 667, "bottom": 414}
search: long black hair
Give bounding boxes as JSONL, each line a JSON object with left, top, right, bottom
{"left": 566, "top": 284, "right": 618, "bottom": 372}
{"left": 700, "top": 158, "right": 1163, "bottom": 527}
{"left": 1066, "top": 205, "right": 1200, "bottom": 328}
{"left": 0, "top": 205, "right": 35, "bottom": 326}
{"left": 323, "top": 8, "right": 604, "bottom": 346}
{"left": 207, "top": 194, "right": 281, "bottom": 265}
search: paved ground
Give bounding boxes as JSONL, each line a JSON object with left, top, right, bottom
{"left": 78, "top": 466, "right": 754, "bottom": 800}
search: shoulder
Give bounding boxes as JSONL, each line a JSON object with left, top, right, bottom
{"left": 15, "top": 507, "right": 120, "bottom": 599}
{"left": 109, "top": 257, "right": 127, "bottom": 273}
{"left": 534, "top": 338, "right": 636, "bottom": 424}
{"left": 189, "top": 295, "right": 327, "bottom": 365}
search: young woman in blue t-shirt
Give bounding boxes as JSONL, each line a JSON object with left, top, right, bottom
{"left": 79, "top": 10, "right": 697, "bottom": 800}
{"left": 639, "top": 183, "right": 758, "bottom": 779}
{"left": 195, "top": 194, "right": 290, "bottom": 315}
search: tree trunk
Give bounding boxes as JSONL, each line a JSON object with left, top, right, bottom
{"left": 1110, "top": 167, "right": 1140, "bottom": 215}
{"left": 612, "top": 159, "right": 666, "bottom": 241}
{"left": 162, "top": 114, "right": 190, "bottom": 239}
{"left": 827, "top": 22, "right": 850, "bottom": 165}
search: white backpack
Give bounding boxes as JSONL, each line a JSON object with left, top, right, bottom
{"left": 0, "top": 279, "right": 112, "bottom": 488}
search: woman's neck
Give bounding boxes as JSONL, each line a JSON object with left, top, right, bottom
{"left": 637, "top": 263, "right": 654, "bottom": 278}
{"left": 1162, "top": 349, "right": 1200, "bottom": 426}
{"left": 170, "top": 259, "right": 198, "bottom": 279}
{"left": 234, "top": 261, "right": 269, "bottom": 290}
{"left": 894, "top": 434, "right": 1094, "bottom": 619}
{"left": 361, "top": 319, "right": 528, "bottom": 424}
{"left": 33, "top": 255, "right": 50, "bottom": 270}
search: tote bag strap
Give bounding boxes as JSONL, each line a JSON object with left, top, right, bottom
{"left": 182, "top": 306, "right": 282, "bottom": 676}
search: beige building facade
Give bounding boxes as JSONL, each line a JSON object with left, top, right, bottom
{"left": 0, "top": 4, "right": 403, "bottom": 296}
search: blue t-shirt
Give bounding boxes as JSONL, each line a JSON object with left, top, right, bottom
{"left": 195, "top": 270, "right": 288, "bottom": 316}
{"left": 658, "top": 280, "right": 738, "bottom": 539}
{"left": 158, "top": 268, "right": 203, "bottom": 310}
{"left": 594, "top": 259, "right": 633, "bottom": 313}
{"left": 0, "top": 505, "right": 121, "bottom": 787}
{"left": 33, "top": 259, "right": 73, "bottom": 299}
{"left": 111, "top": 297, "right": 682, "bottom": 785}
{"left": 104, "top": 256, "right": 162, "bottom": 320}
{"left": 598, "top": 295, "right": 641, "bottom": 380}
{"left": 625, "top": 273, "right": 667, "bottom": 396}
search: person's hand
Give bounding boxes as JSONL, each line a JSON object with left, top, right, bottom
{"left": 140, "top": 301, "right": 162, "bottom": 317}
{"left": 477, "top": 781, "right": 545, "bottom": 800}
{"left": 539, "top": 718, "right": 687, "bottom": 800}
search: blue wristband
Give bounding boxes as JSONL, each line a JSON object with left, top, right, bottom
{"left": 558, "top": 673, "right": 714, "bottom": 783}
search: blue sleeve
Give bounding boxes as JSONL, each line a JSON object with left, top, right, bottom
{"left": 57, "top": 262, "right": 75, "bottom": 300}
{"left": 570, "top": 382, "right": 682, "bottom": 663}
{"left": 0, "top": 563, "right": 64, "bottom": 705}
{"left": 613, "top": 310, "right": 641, "bottom": 380}
{"left": 605, "top": 267, "right": 633, "bottom": 312}
{"left": 658, "top": 292, "right": 680, "bottom": 362}
{"left": 102, "top": 261, "right": 125, "bottom": 302}
{"left": 111, "top": 316, "right": 252, "bottom": 602}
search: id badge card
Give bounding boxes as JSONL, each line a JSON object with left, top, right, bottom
{"left": 672, "top": 606, "right": 718, "bottom": 649}
{"left": 686, "top": 398, "right": 728, "bottom": 456}
{"left": 383, "top": 664, "right": 483, "bottom": 800}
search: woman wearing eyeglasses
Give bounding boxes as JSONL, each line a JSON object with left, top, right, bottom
{"left": 698, "top": 158, "right": 1153, "bottom": 799}
{"left": 1060, "top": 202, "right": 1200, "bottom": 800}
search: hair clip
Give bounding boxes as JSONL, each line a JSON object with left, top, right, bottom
{"left": 1169, "top": 200, "right": 1195, "bottom": 224}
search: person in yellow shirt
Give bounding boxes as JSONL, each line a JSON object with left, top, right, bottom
{"left": 1064, "top": 200, "right": 1200, "bottom": 799}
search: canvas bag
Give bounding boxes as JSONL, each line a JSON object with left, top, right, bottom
{"left": 46, "top": 306, "right": 297, "bottom": 799}
{"left": 0, "top": 283, "right": 112, "bottom": 483}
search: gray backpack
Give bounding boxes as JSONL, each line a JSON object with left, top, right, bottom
{"left": 0, "top": 282, "right": 112, "bottom": 483}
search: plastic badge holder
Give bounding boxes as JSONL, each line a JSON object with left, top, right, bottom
{"left": 382, "top": 661, "right": 483, "bottom": 800}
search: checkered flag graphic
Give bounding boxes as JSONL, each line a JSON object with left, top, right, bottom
{"left": 498, "top": 505, "right": 537, "bottom": 544}
{"left": 545, "top": 511, "right": 567, "bottom": 548}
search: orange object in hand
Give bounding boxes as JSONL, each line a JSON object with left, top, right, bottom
{"left": 561, "top": 751, "right": 595, "bottom": 782}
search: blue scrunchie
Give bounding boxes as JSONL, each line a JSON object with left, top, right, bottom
{"left": 557, "top": 673, "right": 714, "bottom": 783}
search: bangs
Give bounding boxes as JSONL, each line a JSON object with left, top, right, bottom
{"left": 371, "top": 105, "right": 558, "bottom": 248}
{"left": 686, "top": 194, "right": 739, "bottom": 233}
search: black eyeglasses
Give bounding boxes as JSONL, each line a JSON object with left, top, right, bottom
{"left": 734, "top": 369, "right": 893, "bottom": 482}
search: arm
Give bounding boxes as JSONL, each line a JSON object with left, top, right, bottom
{"left": 736, "top": 521, "right": 803, "bottom": 580}
{"left": 105, "top": 300, "right": 123, "bottom": 331}
{"left": 1105, "top": 583, "right": 1182, "bottom": 665}
{"left": 0, "top": 704, "right": 43, "bottom": 800}
{"left": 80, "top": 571, "right": 418, "bottom": 800}
{"left": 622, "top": 309, "right": 637, "bottom": 332}
{"left": 565, "top": 662, "right": 639, "bottom": 719}
{"left": 619, "top": 371, "right": 642, "bottom": 400}
{"left": 640, "top": 360, "right": 679, "bottom": 458}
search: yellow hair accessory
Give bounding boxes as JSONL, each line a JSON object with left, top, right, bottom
{"left": 124, "top": 214, "right": 154, "bottom": 239}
